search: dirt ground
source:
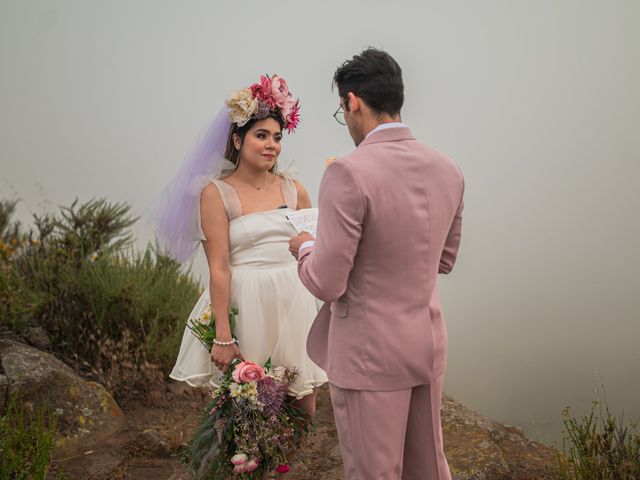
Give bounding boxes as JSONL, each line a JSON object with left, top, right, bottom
{"left": 51, "top": 382, "right": 343, "bottom": 480}
{"left": 50, "top": 381, "right": 557, "bottom": 480}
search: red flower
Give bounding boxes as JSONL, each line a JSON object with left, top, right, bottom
{"left": 276, "top": 464, "right": 291, "bottom": 473}
{"left": 249, "top": 75, "right": 276, "bottom": 109}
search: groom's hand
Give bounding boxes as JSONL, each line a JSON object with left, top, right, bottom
{"left": 289, "top": 232, "right": 315, "bottom": 259}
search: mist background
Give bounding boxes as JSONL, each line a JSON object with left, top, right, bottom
{"left": 2, "top": 0, "right": 638, "bottom": 445}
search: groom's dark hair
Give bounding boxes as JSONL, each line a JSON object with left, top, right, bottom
{"left": 333, "top": 48, "right": 404, "bottom": 116}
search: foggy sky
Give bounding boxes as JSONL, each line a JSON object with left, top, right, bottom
{"left": 1, "top": 0, "right": 639, "bottom": 444}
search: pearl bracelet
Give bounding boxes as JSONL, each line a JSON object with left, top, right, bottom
{"left": 213, "top": 338, "right": 238, "bottom": 346}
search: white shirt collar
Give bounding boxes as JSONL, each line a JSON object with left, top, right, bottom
{"left": 365, "top": 122, "right": 408, "bottom": 139}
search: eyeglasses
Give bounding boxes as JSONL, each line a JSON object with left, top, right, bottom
{"left": 333, "top": 106, "right": 347, "bottom": 126}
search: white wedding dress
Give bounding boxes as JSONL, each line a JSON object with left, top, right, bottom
{"left": 170, "top": 171, "right": 327, "bottom": 398}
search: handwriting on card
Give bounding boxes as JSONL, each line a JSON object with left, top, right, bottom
{"left": 286, "top": 208, "right": 318, "bottom": 237}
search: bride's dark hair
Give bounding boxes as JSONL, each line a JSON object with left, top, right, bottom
{"left": 224, "top": 113, "right": 285, "bottom": 173}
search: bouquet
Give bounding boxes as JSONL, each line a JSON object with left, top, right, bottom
{"left": 186, "top": 305, "right": 312, "bottom": 479}
{"left": 188, "top": 304, "right": 239, "bottom": 351}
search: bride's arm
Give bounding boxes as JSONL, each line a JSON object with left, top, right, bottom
{"left": 293, "top": 180, "right": 312, "bottom": 210}
{"left": 200, "top": 183, "right": 242, "bottom": 371}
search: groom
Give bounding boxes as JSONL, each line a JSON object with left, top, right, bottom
{"left": 289, "top": 48, "right": 464, "bottom": 480}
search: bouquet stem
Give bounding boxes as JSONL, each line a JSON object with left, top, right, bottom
{"left": 188, "top": 305, "right": 238, "bottom": 351}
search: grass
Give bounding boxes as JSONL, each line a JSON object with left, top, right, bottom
{"left": 0, "top": 394, "right": 67, "bottom": 480}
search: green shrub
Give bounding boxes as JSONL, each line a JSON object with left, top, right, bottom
{"left": 0, "top": 199, "right": 29, "bottom": 266}
{"left": 556, "top": 397, "right": 640, "bottom": 479}
{"left": 0, "top": 198, "right": 202, "bottom": 402}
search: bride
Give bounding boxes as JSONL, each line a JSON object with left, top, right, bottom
{"left": 155, "top": 75, "right": 327, "bottom": 416}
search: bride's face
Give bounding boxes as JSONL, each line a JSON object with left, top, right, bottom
{"left": 235, "top": 117, "right": 283, "bottom": 171}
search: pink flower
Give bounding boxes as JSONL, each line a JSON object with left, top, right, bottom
{"left": 232, "top": 361, "right": 266, "bottom": 383}
{"left": 270, "top": 75, "right": 290, "bottom": 109}
{"left": 233, "top": 464, "right": 246, "bottom": 474}
{"left": 278, "top": 95, "right": 295, "bottom": 122}
{"left": 245, "top": 458, "right": 259, "bottom": 473}
{"left": 250, "top": 75, "right": 276, "bottom": 109}
{"left": 231, "top": 453, "right": 248, "bottom": 465}
{"left": 276, "top": 464, "right": 291, "bottom": 473}
{"left": 285, "top": 101, "right": 300, "bottom": 133}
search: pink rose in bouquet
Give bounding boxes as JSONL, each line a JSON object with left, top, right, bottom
{"left": 245, "top": 458, "right": 260, "bottom": 473}
{"left": 232, "top": 361, "right": 266, "bottom": 383}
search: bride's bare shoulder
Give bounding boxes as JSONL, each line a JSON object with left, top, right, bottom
{"left": 200, "top": 181, "right": 225, "bottom": 208}
{"left": 292, "top": 180, "right": 311, "bottom": 209}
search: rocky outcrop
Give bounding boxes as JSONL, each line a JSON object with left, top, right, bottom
{"left": 0, "top": 339, "right": 126, "bottom": 454}
{"left": 442, "top": 394, "right": 557, "bottom": 480}
{"left": 22, "top": 325, "right": 52, "bottom": 350}
{"left": 294, "top": 386, "right": 558, "bottom": 479}
{"left": 0, "top": 337, "right": 558, "bottom": 478}
{"left": 44, "top": 379, "right": 559, "bottom": 479}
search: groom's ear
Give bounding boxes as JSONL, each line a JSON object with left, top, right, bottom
{"left": 347, "top": 92, "right": 361, "bottom": 113}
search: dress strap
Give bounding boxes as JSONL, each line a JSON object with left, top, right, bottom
{"left": 281, "top": 178, "right": 298, "bottom": 209}
{"left": 210, "top": 179, "right": 243, "bottom": 221}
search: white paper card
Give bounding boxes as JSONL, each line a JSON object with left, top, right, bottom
{"left": 286, "top": 208, "right": 318, "bottom": 237}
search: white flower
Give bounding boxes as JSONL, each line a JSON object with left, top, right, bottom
{"left": 229, "top": 383, "right": 241, "bottom": 398}
{"left": 198, "top": 309, "right": 211, "bottom": 324}
{"left": 225, "top": 89, "right": 259, "bottom": 126}
{"left": 231, "top": 452, "right": 248, "bottom": 465}
{"left": 271, "top": 366, "right": 287, "bottom": 380}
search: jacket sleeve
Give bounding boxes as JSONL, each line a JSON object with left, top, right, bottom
{"left": 439, "top": 181, "right": 464, "bottom": 274}
{"left": 297, "top": 161, "right": 364, "bottom": 302}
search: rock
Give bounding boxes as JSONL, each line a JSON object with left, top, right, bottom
{"left": 0, "top": 339, "right": 126, "bottom": 455}
{"left": 23, "top": 326, "right": 51, "bottom": 349}
{"left": 167, "top": 379, "right": 210, "bottom": 402}
{"left": 139, "top": 429, "right": 173, "bottom": 456}
{"left": 167, "top": 379, "right": 191, "bottom": 397}
{"left": 295, "top": 385, "right": 557, "bottom": 480}
{"left": 442, "top": 394, "right": 557, "bottom": 480}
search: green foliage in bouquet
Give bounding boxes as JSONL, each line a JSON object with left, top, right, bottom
{"left": 188, "top": 304, "right": 239, "bottom": 351}
{"left": 185, "top": 358, "right": 312, "bottom": 479}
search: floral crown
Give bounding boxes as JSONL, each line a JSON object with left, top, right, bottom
{"left": 224, "top": 74, "right": 300, "bottom": 133}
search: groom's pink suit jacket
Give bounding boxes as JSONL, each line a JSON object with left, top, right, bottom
{"left": 298, "top": 127, "right": 464, "bottom": 391}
